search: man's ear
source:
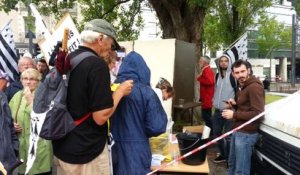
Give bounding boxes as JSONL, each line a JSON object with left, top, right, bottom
{"left": 97, "top": 34, "right": 106, "bottom": 45}
{"left": 247, "top": 68, "right": 251, "bottom": 75}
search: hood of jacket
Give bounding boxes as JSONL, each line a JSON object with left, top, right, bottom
{"left": 216, "top": 54, "right": 233, "bottom": 73}
{"left": 115, "top": 51, "right": 151, "bottom": 85}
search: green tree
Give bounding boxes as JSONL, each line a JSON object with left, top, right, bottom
{"left": 288, "top": 0, "right": 300, "bottom": 15}
{"left": 147, "top": 0, "right": 214, "bottom": 55}
{"left": 256, "top": 15, "right": 292, "bottom": 77}
{"left": 0, "top": 0, "right": 272, "bottom": 56}
{"left": 256, "top": 15, "right": 292, "bottom": 58}
{"left": 0, "top": 0, "right": 143, "bottom": 41}
{"left": 0, "top": 0, "right": 215, "bottom": 55}
{"left": 203, "top": 0, "right": 272, "bottom": 52}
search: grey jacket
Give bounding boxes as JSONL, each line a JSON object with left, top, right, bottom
{"left": 213, "top": 55, "right": 236, "bottom": 110}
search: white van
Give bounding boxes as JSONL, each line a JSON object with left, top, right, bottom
{"left": 252, "top": 91, "right": 300, "bottom": 174}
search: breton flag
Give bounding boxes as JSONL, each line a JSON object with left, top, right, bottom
{"left": 0, "top": 20, "right": 19, "bottom": 81}
{"left": 29, "top": 3, "right": 51, "bottom": 40}
{"left": 223, "top": 32, "right": 248, "bottom": 63}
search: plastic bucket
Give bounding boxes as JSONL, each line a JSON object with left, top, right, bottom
{"left": 176, "top": 132, "right": 208, "bottom": 165}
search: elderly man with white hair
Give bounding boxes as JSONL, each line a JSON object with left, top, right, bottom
{"left": 52, "top": 19, "right": 133, "bottom": 175}
{"left": 197, "top": 55, "right": 215, "bottom": 132}
{"left": 5, "top": 55, "right": 36, "bottom": 102}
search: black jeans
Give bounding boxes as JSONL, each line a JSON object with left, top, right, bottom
{"left": 201, "top": 108, "right": 213, "bottom": 133}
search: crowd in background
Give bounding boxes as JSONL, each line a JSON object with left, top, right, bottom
{"left": 0, "top": 16, "right": 266, "bottom": 175}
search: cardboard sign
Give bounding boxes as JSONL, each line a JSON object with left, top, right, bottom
{"left": 38, "top": 13, "right": 81, "bottom": 62}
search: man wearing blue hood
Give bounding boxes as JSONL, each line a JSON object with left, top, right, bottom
{"left": 0, "top": 70, "right": 21, "bottom": 175}
{"left": 111, "top": 51, "right": 167, "bottom": 175}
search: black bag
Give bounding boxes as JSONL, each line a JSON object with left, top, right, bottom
{"left": 32, "top": 52, "right": 95, "bottom": 140}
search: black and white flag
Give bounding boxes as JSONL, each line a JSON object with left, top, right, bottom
{"left": 223, "top": 32, "right": 248, "bottom": 63}
{"left": 0, "top": 21, "right": 19, "bottom": 81}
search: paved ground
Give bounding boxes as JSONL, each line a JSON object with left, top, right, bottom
{"left": 206, "top": 145, "right": 227, "bottom": 175}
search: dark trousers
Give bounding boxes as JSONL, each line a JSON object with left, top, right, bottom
{"left": 201, "top": 108, "right": 213, "bottom": 132}
{"left": 212, "top": 109, "right": 233, "bottom": 159}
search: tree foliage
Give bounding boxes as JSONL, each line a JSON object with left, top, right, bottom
{"left": 288, "top": 0, "right": 300, "bottom": 15}
{"left": 203, "top": 0, "right": 273, "bottom": 52}
{"left": 1, "top": 0, "right": 278, "bottom": 57}
{"left": 256, "top": 15, "right": 292, "bottom": 58}
{"left": 0, "top": 0, "right": 143, "bottom": 41}
{"left": 148, "top": 0, "right": 214, "bottom": 55}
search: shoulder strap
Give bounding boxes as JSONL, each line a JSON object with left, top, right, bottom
{"left": 70, "top": 51, "right": 97, "bottom": 71}
{"left": 215, "top": 72, "right": 219, "bottom": 84}
{"left": 229, "top": 73, "right": 237, "bottom": 94}
{"left": 63, "top": 51, "right": 97, "bottom": 86}
{"left": 68, "top": 51, "right": 96, "bottom": 126}
{"left": 74, "top": 112, "right": 92, "bottom": 126}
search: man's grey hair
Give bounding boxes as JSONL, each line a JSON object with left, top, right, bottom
{"left": 18, "top": 56, "right": 35, "bottom": 66}
{"left": 81, "top": 30, "right": 100, "bottom": 43}
{"left": 201, "top": 55, "right": 211, "bottom": 64}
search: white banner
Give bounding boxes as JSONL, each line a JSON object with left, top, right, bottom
{"left": 29, "top": 3, "right": 51, "bottom": 40}
{"left": 39, "top": 13, "right": 81, "bottom": 62}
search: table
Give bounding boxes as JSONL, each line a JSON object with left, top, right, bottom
{"left": 173, "top": 102, "right": 201, "bottom": 125}
{"left": 151, "top": 142, "right": 209, "bottom": 175}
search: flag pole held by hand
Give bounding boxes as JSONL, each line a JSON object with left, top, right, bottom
{"left": 62, "top": 28, "right": 69, "bottom": 51}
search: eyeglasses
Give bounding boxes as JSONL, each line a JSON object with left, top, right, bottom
{"left": 20, "top": 63, "right": 34, "bottom": 68}
{"left": 22, "top": 77, "right": 38, "bottom": 82}
{"left": 102, "top": 34, "right": 117, "bottom": 51}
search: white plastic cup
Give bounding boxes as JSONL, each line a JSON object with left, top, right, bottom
{"left": 178, "top": 98, "right": 185, "bottom": 106}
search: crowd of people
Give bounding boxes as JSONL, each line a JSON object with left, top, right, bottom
{"left": 0, "top": 18, "right": 176, "bottom": 175}
{"left": 0, "top": 17, "right": 265, "bottom": 175}
{"left": 197, "top": 55, "right": 265, "bottom": 175}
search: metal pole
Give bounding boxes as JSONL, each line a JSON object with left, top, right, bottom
{"left": 291, "top": 14, "right": 296, "bottom": 87}
{"left": 28, "top": 0, "right": 33, "bottom": 55}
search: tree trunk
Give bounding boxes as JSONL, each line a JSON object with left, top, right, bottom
{"left": 148, "top": 0, "right": 207, "bottom": 57}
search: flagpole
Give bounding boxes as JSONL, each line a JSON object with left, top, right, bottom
{"left": 223, "top": 31, "right": 247, "bottom": 51}
{"left": 28, "top": 0, "right": 34, "bottom": 55}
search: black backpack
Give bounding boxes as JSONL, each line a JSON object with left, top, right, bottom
{"left": 32, "top": 52, "right": 95, "bottom": 140}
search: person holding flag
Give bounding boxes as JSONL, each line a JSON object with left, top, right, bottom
{"left": 52, "top": 18, "right": 133, "bottom": 175}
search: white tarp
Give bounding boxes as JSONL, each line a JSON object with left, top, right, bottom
{"left": 263, "top": 90, "right": 300, "bottom": 139}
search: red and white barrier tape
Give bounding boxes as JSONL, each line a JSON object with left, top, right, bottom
{"left": 147, "top": 110, "right": 266, "bottom": 175}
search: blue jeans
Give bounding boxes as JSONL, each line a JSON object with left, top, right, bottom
{"left": 227, "top": 132, "right": 259, "bottom": 175}
{"left": 212, "top": 109, "right": 233, "bottom": 159}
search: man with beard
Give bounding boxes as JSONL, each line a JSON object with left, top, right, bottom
{"left": 222, "top": 59, "right": 264, "bottom": 175}
{"left": 212, "top": 55, "right": 236, "bottom": 164}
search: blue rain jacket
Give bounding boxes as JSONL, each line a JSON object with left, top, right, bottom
{"left": 0, "top": 91, "right": 20, "bottom": 174}
{"left": 111, "top": 51, "right": 167, "bottom": 175}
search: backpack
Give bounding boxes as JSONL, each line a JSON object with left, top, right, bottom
{"left": 215, "top": 72, "right": 238, "bottom": 94}
{"left": 32, "top": 51, "right": 95, "bottom": 140}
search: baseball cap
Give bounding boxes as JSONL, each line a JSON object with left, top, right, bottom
{"left": 84, "top": 19, "right": 121, "bottom": 50}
